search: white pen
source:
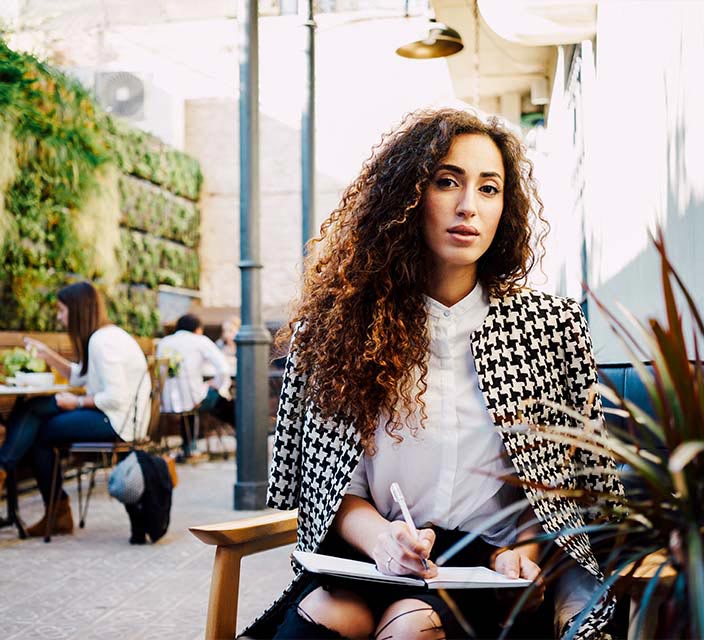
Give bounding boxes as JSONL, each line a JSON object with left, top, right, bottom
{"left": 390, "top": 482, "right": 429, "bottom": 571}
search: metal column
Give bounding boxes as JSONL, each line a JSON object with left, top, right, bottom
{"left": 301, "top": 0, "right": 316, "bottom": 252}
{"left": 235, "top": 0, "right": 271, "bottom": 510}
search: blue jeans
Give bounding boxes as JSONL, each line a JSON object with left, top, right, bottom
{"left": 0, "top": 396, "right": 121, "bottom": 504}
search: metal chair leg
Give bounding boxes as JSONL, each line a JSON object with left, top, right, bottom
{"left": 44, "top": 448, "right": 62, "bottom": 543}
{"left": 76, "top": 463, "right": 84, "bottom": 527}
{"left": 193, "top": 412, "right": 201, "bottom": 444}
{"left": 80, "top": 467, "right": 96, "bottom": 528}
{"left": 101, "top": 451, "right": 110, "bottom": 485}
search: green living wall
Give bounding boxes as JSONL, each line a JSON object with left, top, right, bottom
{"left": 0, "top": 40, "right": 202, "bottom": 336}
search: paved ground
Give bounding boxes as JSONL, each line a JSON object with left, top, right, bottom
{"left": 0, "top": 441, "right": 295, "bottom": 639}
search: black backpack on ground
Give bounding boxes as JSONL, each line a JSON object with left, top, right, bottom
{"left": 124, "top": 450, "right": 173, "bottom": 544}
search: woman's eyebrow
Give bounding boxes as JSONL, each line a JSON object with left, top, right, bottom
{"left": 435, "top": 164, "right": 504, "bottom": 182}
{"left": 480, "top": 171, "right": 504, "bottom": 182}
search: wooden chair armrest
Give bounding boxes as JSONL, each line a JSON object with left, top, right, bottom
{"left": 190, "top": 510, "right": 298, "bottom": 640}
{"left": 190, "top": 510, "right": 298, "bottom": 547}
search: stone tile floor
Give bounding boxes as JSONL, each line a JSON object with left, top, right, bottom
{"left": 0, "top": 444, "right": 295, "bottom": 639}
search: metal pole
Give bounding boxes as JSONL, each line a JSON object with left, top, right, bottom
{"left": 235, "top": 0, "right": 271, "bottom": 510}
{"left": 301, "top": 0, "right": 316, "bottom": 253}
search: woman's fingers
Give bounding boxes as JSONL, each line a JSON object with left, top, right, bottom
{"left": 494, "top": 550, "right": 545, "bottom": 611}
{"left": 418, "top": 527, "right": 436, "bottom": 556}
{"left": 518, "top": 555, "right": 541, "bottom": 581}
{"left": 23, "top": 337, "right": 48, "bottom": 357}
{"left": 494, "top": 549, "right": 521, "bottom": 579}
{"left": 375, "top": 522, "right": 436, "bottom": 577}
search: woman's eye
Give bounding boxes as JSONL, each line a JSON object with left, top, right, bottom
{"left": 435, "top": 177, "right": 458, "bottom": 188}
{"left": 480, "top": 184, "right": 500, "bottom": 195}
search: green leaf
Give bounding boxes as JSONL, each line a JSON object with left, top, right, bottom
{"left": 669, "top": 442, "right": 704, "bottom": 473}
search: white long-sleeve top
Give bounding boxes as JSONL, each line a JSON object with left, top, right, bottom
{"left": 346, "top": 283, "right": 521, "bottom": 546}
{"left": 157, "top": 330, "right": 229, "bottom": 412}
{"left": 69, "top": 325, "right": 151, "bottom": 441}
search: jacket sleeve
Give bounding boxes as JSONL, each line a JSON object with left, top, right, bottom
{"left": 266, "top": 336, "right": 307, "bottom": 510}
{"left": 563, "top": 299, "right": 625, "bottom": 513}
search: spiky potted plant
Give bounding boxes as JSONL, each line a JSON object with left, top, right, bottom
{"left": 575, "top": 230, "right": 704, "bottom": 639}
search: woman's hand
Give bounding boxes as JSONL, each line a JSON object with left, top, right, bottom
{"left": 55, "top": 392, "right": 81, "bottom": 410}
{"left": 492, "top": 548, "right": 545, "bottom": 610}
{"left": 23, "top": 337, "right": 72, "bottom": 381}
{"left": 23, "top": 337, "right": 51, "bottom": 359}
{"left": 373, "top": 521, "right": 437, "bottom": 579}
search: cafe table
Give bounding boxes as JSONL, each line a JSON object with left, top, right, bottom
{"left": 0, "top": 383, "right": 83, "bottom": 538}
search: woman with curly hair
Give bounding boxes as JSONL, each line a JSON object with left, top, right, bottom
{"left": 247, "top": 108, "right": 622, "bottom": 639}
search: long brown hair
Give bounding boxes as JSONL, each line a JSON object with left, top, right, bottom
{"left": 279, "top": 108, "right": 547, "bottom": 452}
{"left": 57, "top": 281, "right": 109, "bottom": 376}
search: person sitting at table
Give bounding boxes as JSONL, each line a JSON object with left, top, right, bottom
{"left": 0, "top": 281, "right": 151, "bottom": 537}
{"left": 157, "top": 314, "right": 235, "bottom": 460}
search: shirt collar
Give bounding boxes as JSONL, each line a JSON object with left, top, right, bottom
{"left": 425, "top": 282, "right": 485, "bottom": 320}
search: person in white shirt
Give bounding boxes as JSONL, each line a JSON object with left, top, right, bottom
{"left": 0, "top": 281, "right": 150, "bottom": 537}
{"left": 157, "top": 314, "right": 235, "bottom": 459}
{"left": 255, "top": 108, "right": 624, "bottom": 640}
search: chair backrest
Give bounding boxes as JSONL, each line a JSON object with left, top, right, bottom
{"left": 145, "top": 356, "right": 169, "bottom": 443}
{"left": 597, "top": 362, "right": 666, "bottom": 497}
{"left": 597, "top": 362, "right": 657, "bottom": 429}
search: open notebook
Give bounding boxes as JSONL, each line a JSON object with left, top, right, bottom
{"left": 293, "top": 551, "right": 532, "bottom": 590}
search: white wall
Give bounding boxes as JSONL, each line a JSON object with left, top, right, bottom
{"left": 588, "top": 0, "right": 704, "bottom": 362}
{"left": 541, "top": 1, "right": 704, "bottom": 362}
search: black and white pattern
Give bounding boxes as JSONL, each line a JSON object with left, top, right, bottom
{"left": 245, "top": 290, "right": 624, "bottom": 640}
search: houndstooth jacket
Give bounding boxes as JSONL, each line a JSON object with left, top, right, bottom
{"left": 243, "top": 289, "right": 624, "bottom": 639}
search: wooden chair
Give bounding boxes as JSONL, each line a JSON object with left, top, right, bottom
{"left": 189, "top": 510, "right": 297, "bottom": 639}
{"left": 43, "top": 355, "right": 168, "bottom": 542}
{"left": 618, "top": 550, "right": 677, "bottom": 640}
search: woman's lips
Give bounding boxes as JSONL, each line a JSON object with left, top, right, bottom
{"left": 447, "top": 226, "right": 479, "bottom": 242}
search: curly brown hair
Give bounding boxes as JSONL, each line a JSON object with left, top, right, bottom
{"left": 279, "top": 107, "right": 547, "bottom": 452}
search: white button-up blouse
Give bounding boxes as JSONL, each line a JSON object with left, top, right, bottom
{"left": 346, "top": 283, "right": 521, "bottom": 546}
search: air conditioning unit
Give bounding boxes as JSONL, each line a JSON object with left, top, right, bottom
{"left": 63, "top": 68, "right": 184, "bottom": 148}
{"left": 95, "top": 71, "right": 145, "bottom": 120}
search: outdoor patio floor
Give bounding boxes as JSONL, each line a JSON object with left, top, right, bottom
{"left": 0, "top": 444, "right": 294, "bottom": 639}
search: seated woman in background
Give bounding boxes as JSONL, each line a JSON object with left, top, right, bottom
{"left": 246, "top": 108, "right": 624, "bottom": 640}
{"left": 0, "top": 281, "right": 151, "bottom": 537}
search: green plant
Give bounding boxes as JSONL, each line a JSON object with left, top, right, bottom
{"left": 570, "top": 230, "right": 704, "bottom": 639}
{"left": 1, "top": 347, "right": 47, "bottom": 377}
{"left": 0, "top": 39, "right": 202, "bottom": 336}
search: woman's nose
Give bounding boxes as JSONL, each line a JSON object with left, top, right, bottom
{"left": 456, "top": 189, "right": 477, "bottom": 217}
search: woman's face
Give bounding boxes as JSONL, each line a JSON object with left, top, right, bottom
{"left": 422, "top": 133, "right": 505, "bottom": 279}
{"left": 56, "top": 301, "right": 69, "bottom": 327}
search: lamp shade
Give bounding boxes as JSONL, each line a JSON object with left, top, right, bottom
{"left": 396, "top": 20, "right": 464, "bottom": 59}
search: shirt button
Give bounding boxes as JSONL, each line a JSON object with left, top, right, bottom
{"left": 443, "top": 311, "right": 450, "bottom": 317}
